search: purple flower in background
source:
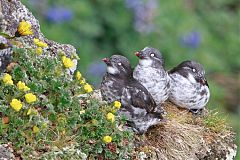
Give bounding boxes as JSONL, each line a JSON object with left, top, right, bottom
{"left": 125, "top": 0, "right": 158, "bottom": 33}
{"left": 87, "top": 62, "right": 106, "bottom": 77}
{"left": 46, "top": 6, "right": 73, "bottom": 23}
{"left": 125, "top": 0, "right": 143, "bottom": 9}
{"left": 87, "top": 62, "right": 106, "bottom": 87}
{"left": 181, "top": 31, "right": 201, "bottom": 48}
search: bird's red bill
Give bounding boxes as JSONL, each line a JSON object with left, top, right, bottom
{"left": 102, "top": 58, "right": 110, "bottom": 64}
{"left": 135, "top": 52, "right": 140, "bottom": 57}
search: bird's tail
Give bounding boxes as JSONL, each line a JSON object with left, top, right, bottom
{"left": 154, "top": 104, "right": 166, "bottom": 116}
{"left": 132, "top": 113, "right": 164, "bottom": 134}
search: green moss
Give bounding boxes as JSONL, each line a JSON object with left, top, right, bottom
{"left": 203, "top": 110, "right": 229, "bottom": 133}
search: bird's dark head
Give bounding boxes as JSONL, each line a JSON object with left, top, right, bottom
{"left": 135, "top": 47, "right": 164, "bottom": 67}
{"left": 170, "top": 60, "right": 208, "bottom": 86}
{"left": 102, "top": 55, "right": 132, "bottom": 77}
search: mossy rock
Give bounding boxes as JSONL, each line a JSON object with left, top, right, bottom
{"left": 132, "top": 102, "right": 237, "bottom": 160}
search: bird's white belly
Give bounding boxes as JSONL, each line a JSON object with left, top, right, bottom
{"left": 169, "top": 73, "right": 210, "bottom": 109}
{"left": 133, "top": 65, "right": 169, "bottom": 105}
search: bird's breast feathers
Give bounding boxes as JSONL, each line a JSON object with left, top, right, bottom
{"left": 107, "top": 66, "right": 119, "bottom": 75}
{"left": 139, "top": 59, "right": 152, "bottom": 67}
{"left": 134, "top": 65, "right": 166, "bottom": 79}
{"left": 133, "top": 65, "right": 169, "bottom": 104}
{"left": 169, "top": 73, "right": 210, "bottom": 109}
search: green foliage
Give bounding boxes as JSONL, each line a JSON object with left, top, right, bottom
{"left": 203, "top": 110, "right": 229, "bottom": 133}
{"left": 13, "top": 0, "right": 240, "bottom": 158}
{"left": 0, "top": 40, "right": 133, "bottom": 159}
{"left": 22, "top": 0, "right": 240, "bottom": 73}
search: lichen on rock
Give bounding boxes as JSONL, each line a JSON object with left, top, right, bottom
{"left": 0, "top": 0, "right": 77, "bottom": 73}
{"left": 0, "top": 144, "right": 15, "bottom": 159}
{"left": 0, "top": 35, "right": 12, "bottom": 72}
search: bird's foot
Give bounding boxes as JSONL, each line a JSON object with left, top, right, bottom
{"left": 189, "top": 108, "right": 203, "bottom": 115}
{"left": 154, "top": 105, "right": 167, "bottom": 116}
{"left": 159, "top": 117, "right": 167, "bottom": 123}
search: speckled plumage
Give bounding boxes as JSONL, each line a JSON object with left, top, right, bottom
{"left": 133, "top": 47, "right": 170, "bottom": 106}
{"left": 100, "top": 55, "right": 163, "bottom": 134}
{"left": 100, "top": 72, "right": 125, "bottom": 103}
{"left": 168, "top": 60, "right": 210, "bottom": 111}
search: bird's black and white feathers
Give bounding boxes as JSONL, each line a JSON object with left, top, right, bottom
{"left": 133, "top": 47, "right": 170, "bottom": 105}
{"left": 100, "top": 55, "right": 131, "bottom": 103}
{"left": 100, "top": 55, "right": 163, "bottom": 134}
{"left": 168, "top": 60, "right": 210, "bottom": 113}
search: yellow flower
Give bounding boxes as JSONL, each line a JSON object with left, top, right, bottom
{"left": 42, "top": 122, "right": 48, "bottom": 129}
{"left": 84, "top": 83, "right": 93, "bottom": 93}
{"left": 35, "top": 47, "right": 43, "bottom": 55}
{"left": 80, "top": 78, "right": 86, "bottom": 85}
{"left": 106, "top": 113, "right": 115, "bottom": 122}
{"left": 27, "top": 108, "right": 37, "bottom": 115}
{"left": 2, "top": 73, "right": 12, "bottom": 82}
{"left": 24, "top": 86, "right": 30, "bottom": 91}
{"left": 10, "top": 99, "right": 23, "bottom": 112}
{"left": 33, "top": 38, "right": 48, "bottom": 48}
{"left": 80, "top": 110, "right": 85, "bottom": 114}
{"left": 103, "top": 136, "right": 112, "bottom": 144}
{"left": 2, "top": 73, "right": 13, "bottom": 85}
{"left": 25, "top": 93, "right": 37, "bottom": 103}
{"left": 33, "top": 125, "right": 40, "bottom": 133}
{"left": 113, "top": 101, "right": 121, "bottom": 109}
{"left": 17, "top": 20, "right": 33, "bottom": 36}
{"left": 62, "top": 56, "right": 74, "bottom": 68}
{"left": 111, "top": 109, "right": 117, "bottom": 114}
{"left": 17, "top": 81, "right": 30, "bottom": 92}
{"left": 27, "top": 108, "right": 32, "bottom": 115}
{"left": 76, "top": 71, "right": 82, "bottom": 80}
{"left": 5, "top": 80, "right": 13, "bottom": 85}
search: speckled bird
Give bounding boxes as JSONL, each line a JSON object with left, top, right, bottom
{"left": 100, "top": 55, "right": 163, "bottom": 134}
{"left": 133, "top": 47, "right": 170, "bottom": 106}
{"left": 168, "top": 60, "right": 210, "bottom": 113}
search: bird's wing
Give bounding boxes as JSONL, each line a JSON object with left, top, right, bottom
{"left": 168, "top": 66, "right": 178, "bottom": 74}
{"left": 121, "top": 85, "right": 156, "bottom": 113}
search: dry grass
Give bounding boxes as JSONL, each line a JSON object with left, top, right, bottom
{"left": 133, "top": 102, "right": 236, "bottom": 160}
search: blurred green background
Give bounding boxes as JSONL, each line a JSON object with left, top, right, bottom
{"left": 22, "top": 0, "right": 239, "bottom": 158}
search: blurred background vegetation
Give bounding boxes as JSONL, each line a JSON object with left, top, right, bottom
{"left": 22, "top": 0, "right": 240, "bottom": 158}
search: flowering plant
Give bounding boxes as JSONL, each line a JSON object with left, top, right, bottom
{"left": 0, "top": 23, "right": 133, "bottom": 159}
{"left": 15, "top": 20, "right": 33, "bottom": 36}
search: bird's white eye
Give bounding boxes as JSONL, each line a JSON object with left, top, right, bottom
{"left": 150, "top": 53, "right": 154, "bottom": 57}
{"left": 118, "top": 62, "right": 122, "bottom": 66}
{"left": 192, "top": 68, "right": 196, "bottom": 72}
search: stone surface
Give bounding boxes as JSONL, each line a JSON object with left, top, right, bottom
{"left": 0, "top": 35, "right": 12, "bottom": 72}
{"left": 0, "top": 144, "right": 15, "bottom": 159}
{"left": 0, "top": 0, "right": 77, "bottom": 73}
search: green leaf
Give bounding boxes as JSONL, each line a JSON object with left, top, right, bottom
{"left": 12, "top": 66, "right": 25, "bottom": 80}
